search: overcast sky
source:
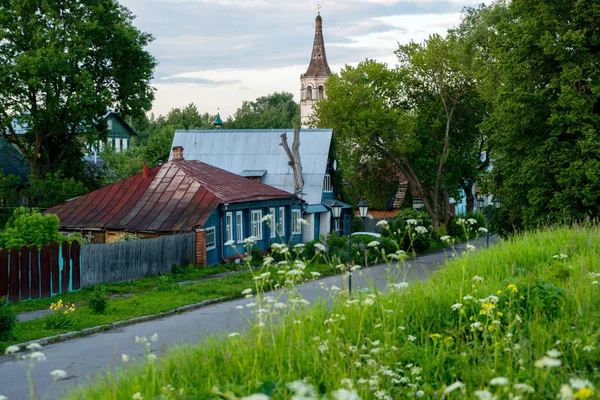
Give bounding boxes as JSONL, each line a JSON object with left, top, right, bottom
{"left": 119, "top": 0, "right": 487, "bottom": 119}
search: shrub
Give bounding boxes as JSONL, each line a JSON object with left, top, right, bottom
{"left": 88, "top": 289, "right": 108, "bottom": 314}
{"left": 0, "top": 298, "right": 16, "bottom": 341}
{"left": 0, "top": 207, "right": 62, "bottom": 249}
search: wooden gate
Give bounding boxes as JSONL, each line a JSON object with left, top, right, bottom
{"left": 0, "top": 240, "right": 81, "bottom": 302}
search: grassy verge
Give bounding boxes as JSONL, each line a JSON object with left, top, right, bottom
{"left": 59, "top": 225, "right": 600, "bottom": 399}
{"left": 0, "top": 261, "right": 337, "bottom": 353}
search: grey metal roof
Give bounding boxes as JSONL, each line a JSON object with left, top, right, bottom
{"left": 171, "top": 129, "right": 333, "bottom": 206}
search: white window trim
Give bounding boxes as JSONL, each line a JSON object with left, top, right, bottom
{"left": 292, "top": 209, "right": 302, "bottom": 235}
{"left": 205, "top": 227, "right": 216, "bottom": 250}
{"left": 236, "top": 211, "right": 244, "bottom": 243}
{"left": 278, "top": 207, "right": 285, "bottom": 236}
{"left": 323, "top": 174, "right": 333, "bottom": 192}
{"left": 251, "top": 210, "right": 263, "bottom": 239}
{"left": 225, "top": 212, "right": 233, "bottom": 242}
{"left": 269, "top": 207, "right": 276, "bottom": 238}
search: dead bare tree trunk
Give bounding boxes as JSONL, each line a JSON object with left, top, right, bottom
{"left": 280, "top": 128, "right": 304, "bottom": 192}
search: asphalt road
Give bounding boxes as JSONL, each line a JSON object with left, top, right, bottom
{"left": 0, "top": 237, "right": 495, "bottom": 400}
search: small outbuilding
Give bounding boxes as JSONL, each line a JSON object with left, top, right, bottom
{"left": 46, "top": 147, "right": 304, "bottom": 266}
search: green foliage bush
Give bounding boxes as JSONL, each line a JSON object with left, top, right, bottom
{"left": 0, "top": 298, "right": 16, "bottom": 341}
{"left": 0, "top": 207, "right": 63, "bottom": 249}
{"left": 88, "top": 289, "right": 109, "bottom": 314}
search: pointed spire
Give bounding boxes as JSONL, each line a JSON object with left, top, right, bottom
{"left": 305, "top": 8, "right": 331, "bottom": 77}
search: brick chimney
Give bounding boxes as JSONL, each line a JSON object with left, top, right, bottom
{"left": 172, "top": 146, "right": 184, "bottom": 161}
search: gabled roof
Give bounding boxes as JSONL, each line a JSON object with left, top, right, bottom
{"left": 46, "top": 160, "right": 297, "bottom": 233}
{"left": 171, "top": 129, "right": 333, "bottom": 205}
{"left": 0, "top": 139, "right": 28, "bottom": 179}
{"left": 104, "top": 110, "right": 137, "bottom": 136}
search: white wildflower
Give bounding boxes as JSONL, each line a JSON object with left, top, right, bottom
{"left": 228, "top": 332, "right": 240, "bottom": 337}
{"left": 451, "top": 303, "right": 463, "bottom": 311}
{"left": 444, "top": 381, "right": 464, "bottom": 394}
{"left": 122, "top": 354, "right": 130, "bottom": 362}
{"left": 261, "top": 214, "right": 272, "bottom": 222}
{"left": 50, "top": 369, "right": 67, "bottom": 380}
{"left": 467, "top": 218, "right": 477, "bottom": 225}
{"left": 407, "top": 335, "right": 416, "bottom": 342}
{"left": 478, "top": 227, "right": 488, "bottom": 233}
{"left": 150, "top": 333, "right": 159, "bottom": 342}
{"left": 5, "top": 345, "right": 20, "bottom": 354}
{"left": 29, "top": 351, "right": 46, "bottom": 361}
{"left": 376, "top": 220, "right": 388, "bottom": 227}
{"left": 132, "top": 393, "right": 143, "bottom": 400}
{"left": 415, "top": 226, "right": 428, "bottom": 234}
{"left": 534, "top": 356, "right": 562, "bottom": 368}
{"left": 315, "top": 243, "right": 327, "bottom": 252}
{"left": 473, "top": 276, "right": 484, "bottom": 282}
{"left": 0, "top": 395, "right": 7, "bottom": 400}
{"left": 298, "top": 218, "right": 308, "bottom": 225}
{"left": 569, "top": 378, "right": 593, "bottom": 390}
{"left": 241, "top": 394, "right": 271, "bottom": 400}
{"left": 463, "top": 295, "right": 474, "bottom": 301}
{"left": 490, "top": 377, "right": 509, "bottom": 386}
{"left": 242, "top": 288, "right": 253, "bottom": 295}
{"left": 294, "top": 243, "right": 305, "bottom": 248}
{"left": 474, "top": 390, "right": 494, "bottom": 400}
{"left": 466, "top": 244, "right": 476, "bottom": 251}
{"left": 513, "top": 383, "right": 535, "bottom": 393}
{"left": 224, "top": 239, "right": 235, "bottom": 246}
{"left": 406, "top": 219, "right": 418, "bottom": 225}
{"left": 286, "top": 380, "right": 316, "bottom": 397}
{"left": 440, "top": 235, "right": 451, "bottom": 242}
{"left": 583, "top": 346, "right": 594, "bottom": 352}
{"left": 367, "top": 240, "right": 380, "bottom": 248}
{"left": 416, "top": 390, "right": 424, "bottom": 397}
{"left": 147, "top": 354, "right": 157, "bottom": 362}
{"left": 546, "top": 349, "right": 561, "bottom": 358}
{"left": 26, "top": 343, "right": 42, "bottom": 350}
{"left": 274, "top": 302, "right": 286, "bottom": 309}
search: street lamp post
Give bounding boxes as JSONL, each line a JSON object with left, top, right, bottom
{"left": 476, "top": 197, "right": 501, "bottom": 247}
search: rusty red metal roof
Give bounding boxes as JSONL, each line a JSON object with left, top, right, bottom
{"left": 46, "top": 160, "right": 297, "bottom": 233}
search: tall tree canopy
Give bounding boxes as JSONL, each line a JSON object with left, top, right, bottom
{"left": 316, "top": 51, "right": 485, "bottom": 228}
{"left": 226, "top": 92, "right": 300, "bottom": 129}
{"left": 464, "top": 1, "right": 600, "bottom": 229}
{"left": 0, "top": 0, "right": 156, "bottom": 180}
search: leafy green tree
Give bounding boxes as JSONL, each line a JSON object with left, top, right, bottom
{"left": 0, "top": 207, "right": 62, "bottom": 249}
{"left": 227, "top": 92, "right": 300, "bottom": 129}
{"left": 100, "top": 144, "right": 146, "bottom": 184}
{"left": 315, "top": 56, "right": 484, "bottom": 229}
{"left": 0, "top": 0, "right": 156, "bottom": 180}
{"left": 465, "top": 1, "right": 600, "bottom": 228}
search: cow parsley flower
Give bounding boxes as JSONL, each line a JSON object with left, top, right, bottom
{"left": 26, "top": 343, "right": 42, "bottom": 350}
{"left": 315, "top": 243, "right": 327, "bottom": 252}
{"left": 122, "top": 354, "right": 130, "bottom": 362}
{"left": 5, "top": 345, "right": 20, "bottom": 354}
{"left": 535, "top": 356, "right": 561, "bottom": 368}
{"left": 478, "top": 227, "right": 488, "bottom": 233}
{"left": 406, "top": 219, "right": 418, "bottom": 225}
{"left": 474, "top": 390, "right": 494, "bottom": 400}
{"left": 440, "top": 235, "right": 451, "bottom": 242}
{"left": 241, "top": 394, "right": 270, "bottom": 400}
{"left": 29, "top": 351, "right": 46, "bottom": 361}
{"left": 332, "top": 389, "right": 360, "bottom": 400}
{"left": 451, "top": 303, "right": 463, "bottom": 311}
{"left": 224, "top": 239, "right": 235, "bottom": 246}
{"left": 513, "top": 383, "right": 535, "bottom": 393}
{"left": 376, "top": 220, "right": 388, "bottom": 227}
{"left": 50, "top": 369, "right": 67, "bottom": 380}
{"left": 467, "top": 218, "right": 477, "bottom": 225}
{"left": 415, "top": 226, "right": 428, "bottom": 234}
{"left": 444, "top": 381, "right": 464, "bottom": 394}
{"left": 367, "top": 240, "right": 380, "bottom": 248}
{"left": 490, "top": 377, "right": 509, "bottom": 386}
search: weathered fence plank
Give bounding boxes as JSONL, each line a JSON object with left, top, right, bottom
{"left": 0, "top": 248, "right": 7, "bottom": 298}
{"left": 9, "top": 248, "right": 19, "bottom": 302}
{"left": 49, "top": 242, "right": 59, "bottom": 295}
{"left": 61, "top": 241, "right": 70, "bottom": 293}
{"left": 81, "top": 233, "right": 195, "bottom": 287}
{"left": 40, "top": 245, "right": 51, "bottom": 298}
{"left": 71, "top": 241, "right": 81, "bottom": 290}
{"left": 19, "top": 246, "right": 30, "bottom": 300}
{"left": 30, "top": 245, "right": 40, "bottom": 299}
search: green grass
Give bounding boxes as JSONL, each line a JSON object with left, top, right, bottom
{"left": 58, "top": 225, "right": 600, "bottom": 399}
{"left": 0, "top": 261, "right": 338, "bottom": 353}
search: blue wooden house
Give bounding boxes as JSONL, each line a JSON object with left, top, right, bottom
{"left": 46, "top": 147, "right": 303, "bottom": 266}
{"left": 171, "top": 129, "right": 352, "bottom": 242}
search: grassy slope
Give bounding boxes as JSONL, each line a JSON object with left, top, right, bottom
{"left": 60, "top": 226, "right": 600, "bottom": 399}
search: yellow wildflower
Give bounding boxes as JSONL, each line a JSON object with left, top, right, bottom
{"left": 497, "top": 311, "right": 503, "bottom": 317}
{"left": 507, "top": 284, "right": 518, "bottom": 293}
{"left": 496, "top": 290, "right": 503, "bottom": 295}
{"left": 429, "top": 333, "right": 442, "bottom": 340}
{"left": 574, "top": 388, "right": 594, "bottom": 399}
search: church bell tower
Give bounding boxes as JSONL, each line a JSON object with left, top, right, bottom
{"left": 300, "top": 7, "right": 331, "bottom": 128}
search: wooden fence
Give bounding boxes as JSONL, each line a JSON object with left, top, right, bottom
{"left": 80, "top": 233, "right": 195, "bottom": 287}
{"left": 0, "top": 241, "right": 81, "bottom": 302}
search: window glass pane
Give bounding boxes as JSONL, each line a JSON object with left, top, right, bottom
{"left": 292, "top": 210, "right": 302, "bottom": 234}
{"left": 236, "top": 212, "right": 244, "bottom": 242}
{"left": 323, "top": 174, "right": 332, "bottom": 192}
{"left": 251, "top": 210, "right": 262, "bottom": 239}
{"left": 206, "top": 227, "right": 216, "bottom": 249}
{"left": 226, "top": 213, "right": 233, "bottom": 242}
{"left": 269, "top": 207, "right": 276, "bottom": 238}
{"left": 278, "top": 207, "right": 285, "bottom": 235}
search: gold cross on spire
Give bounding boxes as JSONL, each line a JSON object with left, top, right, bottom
{"left": 317, "top": 4, "right": 321, "bottom": 14}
